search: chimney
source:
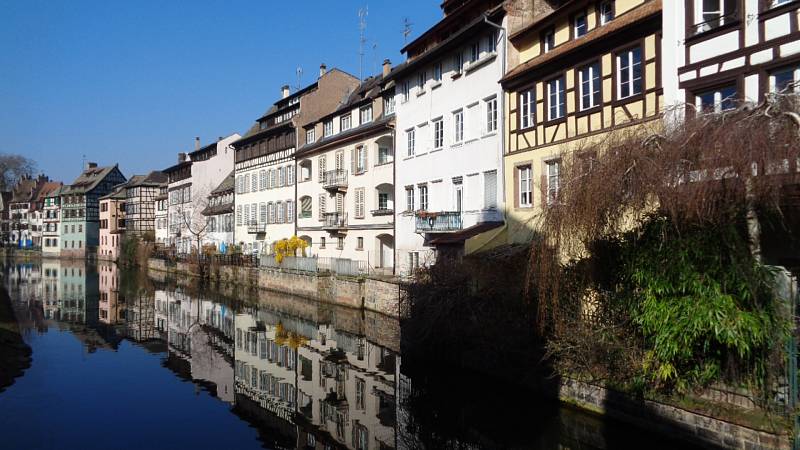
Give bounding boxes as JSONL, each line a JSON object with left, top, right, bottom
{"left": 178, "top": 153, "right": 187, "bottom": 163}
{"left": 218, "top": 136, "right": 223, "bottom": 142}
{"left": 319, "top": 63, "right": 327, "bottom": 78}
{"left": 86, "top": 162, "right": 97, "bottom": 169}
{"left": 194, "top": 137, "right": 201, "bottom": 150}
{"left": 281, "top": 85, "right": 290, "bottom": 99}
{"left": 382, "top": 59, "right": 392, "bottom": 77}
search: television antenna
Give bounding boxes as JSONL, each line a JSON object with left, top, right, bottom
{"left": 358, "top": 6, "right": 369, "bottom": 80}
{"left": 296, "top": 67, "right": 303, "bottom": 90}
{"left": 403, "top": 17, "right": 413, "bottom": 44}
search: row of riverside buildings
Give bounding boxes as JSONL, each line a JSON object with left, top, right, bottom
{"left": 10, "top": 0, "right": 800, "bottom": 277}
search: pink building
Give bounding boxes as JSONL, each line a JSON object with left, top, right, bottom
{"left": 98, "top": 185, "right": 126, "bottom": 261}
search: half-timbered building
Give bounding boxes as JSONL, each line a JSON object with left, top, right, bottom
{"left": 124, "top": 171, "right": 167, "bottom": 239}
{"left": 501, "top": 0, "right": 663, "bottom": 243}
{"left": 60, "top": 163, "right": 126, "bottom": 258}
{"left": 664, "top": 0, "right": 800, "bottom": 110}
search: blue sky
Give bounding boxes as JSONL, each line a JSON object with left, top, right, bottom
{"left": 0, "top": 0, "right": 440, "bottom": 184}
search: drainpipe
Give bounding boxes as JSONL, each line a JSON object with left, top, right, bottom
{"left": 388, "top": 122, "right": 396, "bottom": 277}
{"left": 481, "top": 13, "right": 509, "bottom": 249}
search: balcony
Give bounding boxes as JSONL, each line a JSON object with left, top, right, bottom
{"left": 371, "top": 208, "right": 394, "bottom": 217}
{"left": 415, "top": 211, "right": 463, "bottom": 233}
{"left": 323, "top": 212, "right": 347, "bottom": 231}
{"left": 247, "top": 222, "right": 266, "bottom": 234}
{"left": 322, "top": 170, "right": 348, "bottom": 191}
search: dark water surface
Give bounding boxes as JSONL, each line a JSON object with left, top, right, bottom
{"left": 0, "top": 260, "right": 703, "bottom": 449}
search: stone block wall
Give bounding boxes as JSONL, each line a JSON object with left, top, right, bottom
{"left": 559, "top": 379, "right": 791, "bottom": 450}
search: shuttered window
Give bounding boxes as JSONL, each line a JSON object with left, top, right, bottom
{"left": 318, "top": 156, "right": 327, "bottom": 182}
{"left": 259, "top": 170, "right": 267, "bottom": 191}
{"left": 484, "top": 170, "right": 497, "bottom": 208}
{"left": 354, "top": 188, "right": 365, "bottom": 219}
{"left": 286, "top": 200, "right": 294, "bottom": 222}
{"left": 318, "top": 195, "right": 326, "bottom": 218}
{"left": 259, "top": 203, "right": 267, "bottom": 224}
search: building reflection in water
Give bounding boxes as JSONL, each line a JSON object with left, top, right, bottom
{"left": 2, "top": 259, "right": 399, "bottom": 449}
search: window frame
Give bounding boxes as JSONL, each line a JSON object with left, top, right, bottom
{"left": 433, "top": 118, "right": 444, "bottom": 149}
{"left": 453, "top": 109, "right": 464, "bottom": 143}
{"left": 598, "top": 0, "right": 615, "bottom": 25}
{"left": 616, "top": 46, "right": 643, "bottom": 101}
{"left": 519, "top": 88, "right": 536, "bottom": 130}
{"left": 578, "top": 61, "right": 602, "bottom": 112}
{"left": 546, "top": 75, "right": 566, "bottom": 122}
{"left": 517, "top": 164, "right": 533, "bottom": 208}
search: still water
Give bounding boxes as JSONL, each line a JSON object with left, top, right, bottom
{"left": 0, "top": 260, "right": 701, "bottom": 450}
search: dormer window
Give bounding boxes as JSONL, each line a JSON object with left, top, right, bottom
{"left": 259, "top": 121, "right": 268, "bottom": 130}
{"left": 384, "top": 93, "right": 396, "bottom": 115}
{"left": 306, "top": 128, "right": 315, "bottom": 144}
{"left": 543, "top": 28, "right": 555, "bottom": 53}
{"left": 599, "top": 1, "right": 615, "bottom": 25}
{"left": 341, "top": 114, "right": 352, "bottom": 132}
{"left": 323, "top": 120, "right": 333, "bottom": 137}
{"left": 359, "top": 105, "right": 373, "bottom": 124}
{"left": 574, "top": 12, "right": 587, "bottom": 37}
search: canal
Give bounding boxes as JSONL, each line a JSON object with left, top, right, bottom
{"left": 0, "top": 259, "right": 705, "bottom": 449}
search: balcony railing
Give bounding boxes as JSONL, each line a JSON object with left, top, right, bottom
{"left": 371, "top": 208, "right": 394, "bottom": 216}
{"left": 323, "top": 212, "right": 347, "bottom": 230}
{"left": 322, "top": 170, "right": 348, "bottom": 190}
{"left": 247, "top": 221, "right": 266, "bottom": 234}
{"left": 415, "top": 211, "right": 463, "bottom": 233}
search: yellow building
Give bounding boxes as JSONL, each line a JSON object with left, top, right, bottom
{"left": 501, "top": 0, "right": 663, "bottom": 243}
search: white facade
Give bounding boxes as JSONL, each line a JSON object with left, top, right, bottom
{"left": 393, "top": 20, "right": 506, "bottom": 276}
{"left": 234, "top": 151, "right": 296, "bottom": 255}
{"left": 296, "top": 84, "right": 395, "bottom": 273}
{"left": 167, "top": 134, "right": 239, "bottom": 254}
{"left": 154, "top": 187, "right": 169, "bottom": 246}
{"left": 664, "top": 0, "right": 800, "bottom": 110}
{"left": 42, "top": 192, "right": 61, "bottom": 257}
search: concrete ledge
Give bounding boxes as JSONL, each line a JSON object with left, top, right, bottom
{"left": 146, "top": 258, "right": 400, "bottom": 316}
{"left": 560, "top": 378, "right": 791, "bottom": 450}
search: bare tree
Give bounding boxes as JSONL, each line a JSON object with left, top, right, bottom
{"left": 174, "top": 182, "right": 214, "bottom": 255}
{"left": 0, "top": 153, "right": 36, "bottom": 191}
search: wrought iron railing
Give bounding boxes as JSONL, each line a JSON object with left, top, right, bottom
{"left": 415, "top": 211, "right": 463, "bottom": 233}
{"left": 322, "top": 170, "right": 348, "bottom": 189}
{"left": 323, "top": 212, "right": 347, "bottom": 229}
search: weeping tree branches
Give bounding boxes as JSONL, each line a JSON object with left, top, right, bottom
{"left": 531, "top": 94, "right": 800, "bottom": 394}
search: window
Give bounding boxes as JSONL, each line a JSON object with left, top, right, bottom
{"left": 433, "top": 62, "right": 442, "bottom": 82}
{"left": 599, "top": 1, "right": 615, "bottom": 25}
{"left": 287, "top": 164, "right": 295, "bottom": 185}
{"left": 518, "top": 165, "right": 532, "bottom": 207}
{"left": 378, "top": 192, "right": 389, "bottom": 210}
{"left": 433, "top": 119, "right": 444, "bottom": 149}
{"left": 548, "top": 76, "right": 566, "bottom": 120}
{"left": 337, "top": 237, "right": 344, "bottom": 250}
{"left": 401, "top": 80, "right": 410, "bottom": 102}
{"left": 617, "top": 47, "right": 642, "bottom": 99}
{"left": 454, "top": 51, "right": 463, "bottom": 75}
{"left": 485, "top": 96, "right": 498, "bottom": 133}
{"left": 306, "top": 128, "right": 315, "bottom": 144}
{"left": 324, "top": 120, "right": 333, "bottom": 137}
{"left": 579, "top": 62, "right": 601, "bottom": 110}
{"left": 574, "top": 11, "right": 587, "bottom": 37}
{"left": 360, "top": 105, "right": 373, "bottom": 123}
{"left": 341, "top": 114, "right": 352, "bottom": 131}
{"left": 696, "top": 85, "right": 737, "bottom": 113}
{"left": 384, "top": 94, "right": 395, "bottom": 115}
{"left": 318, "top": 156, "right": 327, "bottom": 182}
{"left": 320, "top": 237, "right": 326, "bottom": 248}
{"left": 268, "top": 202, "right": 275, "bottom": 223}
{"left": 287, "top": 200, "right": 294, "bottom": 221}
{"left": 694, "top": 0, "right": 737, "bottom": 33}
{"left": 453, "top": 110, "right": 464, "bottom": 143}
{"left": 243, "top": 174, "right": 250, "bottom": 193}
{"left": 546, "top": 160, "right": 561, "bottom": 205}
{"left": 378, "top": 146, "right": 393, "bottom": 165}
{"left": 357, "top": 237, "right": 364, "bottom": 250}
{"left": 269, "top": 169, "right": 277, "bottom": 188}
{"left": 543, "top": 28, "right": 555, "bottom": 52}
{"left": 520, "top": 89, "right": 535, "bottom": 129}
{"left": 259, "top": 170, "right": 267, "bottom": 191}
{"left": 354, "top": 188, "right": 365, "bottom": 219}
{"left": 484, "top": 170, "right": 498, "bottom": 208}
{"left": 406, "top": 129, "right": 416, "bottom": 156}
{"left": 419, "top": 185, "right": 428, "bottom": 211}
{"left": 770, "top": 65, "right": 800, "bottom": 93}
{"left": 417, "top": 71, "right": 427, "bottom": 92}
{"left": 470, "top": 42, "right": 480, "bottom": 62}
{"left": 277, "top": 167, "right": 285, "bottom": 187}
{"left": 318, "top": 194, "right": 327, "bottom": 218}
{"left": 276, "top": 202, "right": 284, "bottom": 223}
{"left": 406, "top": 187, "right": 415, "bottom": 211}
{"left": 259, "top": 203, "right": 267, "bottom": 224}
{"left": 355, "top": 146, "right": 367, "bottom": 174}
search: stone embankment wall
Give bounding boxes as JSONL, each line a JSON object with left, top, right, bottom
{"left": 146, "top": 258, "right": 401, "bottom": 316}
{"left": 559, "top": 378, "right": 791, "bottom": 450}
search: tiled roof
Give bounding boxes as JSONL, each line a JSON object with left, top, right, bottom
{"left": 502, "top": 0, "right": 662, "bottom": 85}
{"left": 64, "top": 165, "right": 121, "bottom": 194}
{"left": 210, "top": 171, "right": 234, "bottom": 195}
